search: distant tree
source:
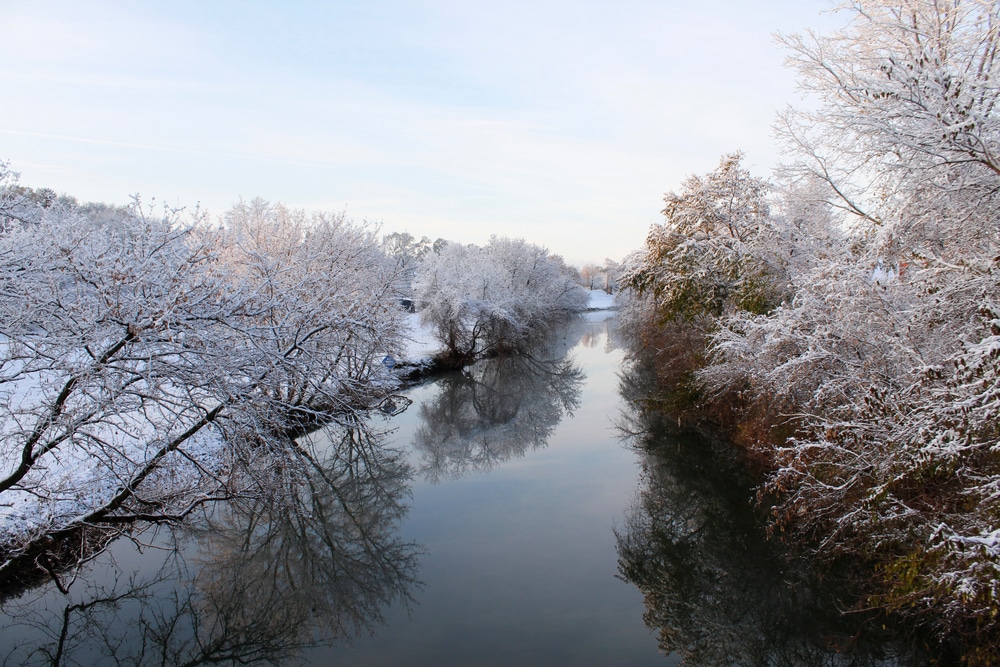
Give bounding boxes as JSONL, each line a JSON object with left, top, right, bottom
{"left": 382, "top": 231, "right": 428, "bottom": 277}
{"left": 381, "top": 232, "right": 449, "bottom": 306}
{"left": 602, "top": 258, "right": 621, "bottom": 293}
{"left": 579, "top": 263, "right": 604, "bottom": 290}
{"left": 0, "top": 161, "right": 44, "bottom": 230}
{"left": 413, "top": 236, "right": 588, "bottom": 362}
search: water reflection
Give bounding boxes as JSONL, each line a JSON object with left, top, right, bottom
{"left": 614, "top": 358, "right": 933, "bottom": 667}
{"left": 0, "top": 423, "right": 419, "bottom": 666}
{"left": 413, "top": 336, "right": 585, "bottom": 483}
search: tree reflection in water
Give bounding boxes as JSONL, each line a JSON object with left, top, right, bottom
{"left": 412, "top": 335, "right": 585, "bottom": 482}
{"left": 0, "top": 422, "right": 419, "bottom": 666}
{"left": 614, "top": 358, "right": 935, "bottom": 667}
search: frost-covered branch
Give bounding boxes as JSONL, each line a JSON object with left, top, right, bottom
{"left": 0, "top": 194, "right": 407, "bottom": 573}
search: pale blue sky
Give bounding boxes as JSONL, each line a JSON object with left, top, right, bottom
{"left": 0, "top": 1, "right": 842, "bottom": 263}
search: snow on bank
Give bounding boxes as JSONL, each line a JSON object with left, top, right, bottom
{"left": 401, "top": 312, "right": 441, "bottom": 364}
{"left": 585, "top": 289, "right": 617, "bottom": 311}
{"left": 581, "top": 289, "right": 618, "bottom": 323}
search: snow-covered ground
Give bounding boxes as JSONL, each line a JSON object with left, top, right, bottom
{"left": 581, "top": 289, "right": 618, "bottom": 323}
{"left": 584, "top": 289, "right": 616, "bottom": 311}
{"left": 401, "top": 312, "right": 441, "bottom": 363}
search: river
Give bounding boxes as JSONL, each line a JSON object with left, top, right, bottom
{"left": 0, "top": 312, "right": 938, "bottom": 666}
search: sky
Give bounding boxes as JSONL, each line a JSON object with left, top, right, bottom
{"left": 0, "top": 0, "right": 845, "bottom": 265}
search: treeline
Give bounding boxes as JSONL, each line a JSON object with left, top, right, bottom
{"left": 618, "top": 0, "right": 1000, "bottom": 661}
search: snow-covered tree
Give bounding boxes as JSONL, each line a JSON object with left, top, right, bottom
{"left": 0, "top": 160, "right": 47, "bottom": 230}
{"left": 603, "top": 257, "right": 622, "bottom": 293}
{"left": 380, "top": 231, "right": 445, "bottom": 306}
{"left": 0, "top": 194, "right": 405, "bottom": 578}
{"left": 610, "top": 2, "right": 1000, "bottom": 656}
{"left": 777, "top": 0, "right": 1000, "bottom": 262}
{"left": 219, "top": 198, "right": 405, "bottom": 415}
{"left": 579, "top": 263, "right": 603, "bottom": 291}
{"left": 683, "top": 1, "right": 1000, "bottom": 654}
{"left": 622, "top": 152, "right": 788, "bottom": 321}
{"left": 413, "top": 236, "right": 588, "bottom": 362}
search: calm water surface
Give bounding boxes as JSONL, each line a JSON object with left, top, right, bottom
{"left": 308, "top": 313, "right": 663, "bottom": 666}
{"left": 0, "top": 313, "right": 933, "bottom": 666}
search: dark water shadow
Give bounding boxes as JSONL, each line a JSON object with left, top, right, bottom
{"left": 0, "top": 423, "right": 420, "bottom": 666}
{"left": 614, "top": 357, "right": 943, "bottom": 667}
